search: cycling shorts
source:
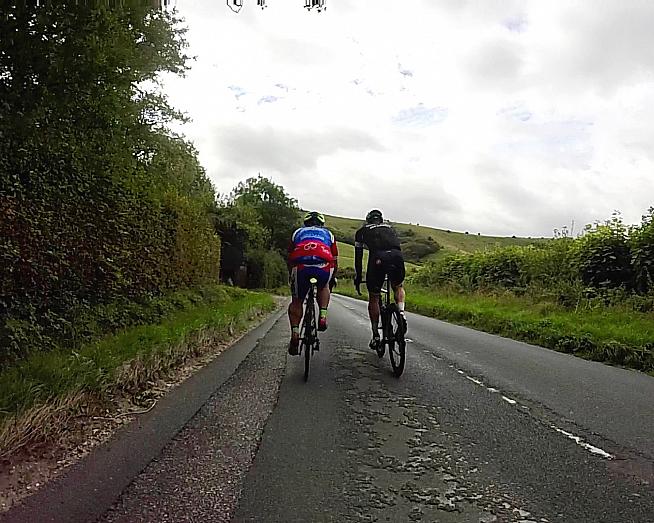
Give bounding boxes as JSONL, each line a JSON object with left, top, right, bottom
{"left": 366, "top": 249, "right": 405, "bottom": 294}
{"left": 290, "top": 264, "right": 333, "bottom": 301}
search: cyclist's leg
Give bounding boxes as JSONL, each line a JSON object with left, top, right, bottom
{"left": 311, "top": 265, "right": 332, "bottom": 331}
{"left": 387, "top": 251, "right": 407, "bottom": 310}
{"left": 387, "top": 251, "right": 408, "bottom": 331}
{"left": 366, "top": 256, "right": 384, "bottom": 343}
{"left": 288, "top": 266, "right": 310, "bottom": 354}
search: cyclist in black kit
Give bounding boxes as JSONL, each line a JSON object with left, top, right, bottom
{"left": 354, "top": 209, "right": 407, "bottom": 349}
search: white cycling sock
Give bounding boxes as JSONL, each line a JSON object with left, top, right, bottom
{"left": 398, "top": 301, "right": 405, "bottom": 312}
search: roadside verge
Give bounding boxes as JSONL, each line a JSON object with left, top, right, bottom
{"left": 0, "top": 289, "right": 284, "bottom": 517}
{"left": 335, "top": 286, "right": 654, "bottom": 374}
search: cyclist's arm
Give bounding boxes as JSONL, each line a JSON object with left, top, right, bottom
{"left": 331, "top": 235, "right": 339, "bottom": 276}
{"left": 354, "top": 228, "right": 364, "bottom": 280}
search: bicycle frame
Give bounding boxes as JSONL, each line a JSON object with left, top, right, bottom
{"left": 300, "top": 277, "right": 320, "bottom": 381}
{"left": 360, "top": 274, "right": 406, "bottom": 377}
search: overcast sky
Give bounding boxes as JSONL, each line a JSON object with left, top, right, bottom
{"left": 161, "top": 0, "right": 654, "bottom": 237}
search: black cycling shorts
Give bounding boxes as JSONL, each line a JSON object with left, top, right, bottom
{"left": 366, "top": 249, "right": 405, "bottom": 294}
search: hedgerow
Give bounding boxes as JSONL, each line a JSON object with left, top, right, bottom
{"left": 0, "top": 4, "right": 221, "bottom": 363}
{"left": 411, "top": 211, "right": 654, "bottom": 310}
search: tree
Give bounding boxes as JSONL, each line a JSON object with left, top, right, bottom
{"left": 0, "top": 3, "right": 221, "bottom": 361}
{"left": 229, "top": 175, "right": 300, "bottom": 251}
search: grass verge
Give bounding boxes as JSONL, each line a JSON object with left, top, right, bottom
{"left": 336, "top": 285, "right": 654, "bottom": 374}
{"left": 0, "top": 286, "right": 276, "bottom": 458}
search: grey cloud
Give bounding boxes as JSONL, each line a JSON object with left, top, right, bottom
{"left": 213, "top": 125, "right": 385, "bottom": 174}
{"left": 466, "top": 39, "right": 524, "bottom": 87}
{"left": 493, "top": 119, "right": 594, "bottom": 170}
{"left": 557, "top": 3, "right": 654, "bottom": 92}
{"left": 470, "top": 160, "right": 602, "bottom": 236}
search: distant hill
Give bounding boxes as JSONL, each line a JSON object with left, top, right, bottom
{"left": 324, "top": 213, "right": 546, "bottom": 265}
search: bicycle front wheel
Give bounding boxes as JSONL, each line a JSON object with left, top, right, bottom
{"left": 388, "top": 307, "right": 406, "bottom": 377}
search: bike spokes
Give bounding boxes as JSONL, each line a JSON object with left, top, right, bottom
{"left": 388, "top": 309, "right": 406, "bottom": 377}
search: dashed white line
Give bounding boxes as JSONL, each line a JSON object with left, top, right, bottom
{"left": 552, "top": 426, "right": 614, "bottom": 459}
{"left": 446, "top": 359, "right": 614, "bottom": 461}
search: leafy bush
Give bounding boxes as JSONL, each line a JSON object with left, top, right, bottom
{"left": 574, "top": 214, "right": 633, "bottom": 290}
{"left": 631, "top": 208, "right": 654, "bottom": 293}
{"left": 402, "top": 238, "right": 441, "bottom": 263}
{"left": 246, "top": 249, "right": 288, "bottom": 289}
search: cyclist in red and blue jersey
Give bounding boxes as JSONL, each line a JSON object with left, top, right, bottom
{"left": 287, "top": 211, "right": 338, "bottom": 355}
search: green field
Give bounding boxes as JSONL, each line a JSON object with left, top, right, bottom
{"left": 325, "top": 213, "right": 545, "bottom": 262}
{"left": 336, "top": 241, "right": 419, "bottom": 271}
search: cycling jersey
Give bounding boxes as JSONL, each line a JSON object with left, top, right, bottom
{"left": 288, "top": 226, "right": 338, "bottom": 300}
{"left": 355, "top": 222, "right": 405, "bottom": 293}
{"left": 288, "top": 226, "right": 338, "bottom": 268}
{"left": 355, "top": 223, "right": 401, "bottom": 253}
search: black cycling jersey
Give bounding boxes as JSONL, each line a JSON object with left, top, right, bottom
{"left": 354, "top": 223, "right": 401, "bottom": 253}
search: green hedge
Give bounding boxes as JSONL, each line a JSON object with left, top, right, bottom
{"left": 411, "top": 211, "right": 654, "bottom": 307}
{"left": 0, "top": 5, "right": 221, "bottom": 363}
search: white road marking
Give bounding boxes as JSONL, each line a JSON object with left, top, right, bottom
{"left": 466, "top": 376, "right": 484, "bottom": 385}
{"left": 551, "top": 426, "right": 614, "bottom": 459}
{"left": 502, "top": 396, "right": 517, "bottom": 405}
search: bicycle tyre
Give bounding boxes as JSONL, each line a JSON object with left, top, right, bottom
{"left": 388, "top": 306, "right": 406, "bottom": 377}
{"left": 303, "top": 298, "right": 314, "bottom": 382}
{"left": 375, "top": 301, "right": 386, "bottom": 357}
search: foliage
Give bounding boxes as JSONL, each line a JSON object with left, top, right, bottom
{"left": 0, "top": 285, "right": 275, "bottom": 456}
{"left": 411, "top": 211, "right": 654, "bottom": 309}
{"left": 245, "top": 249, "right": 288, "bottom": 290}
{"left": 574, "top": 213, "right": 633, "bottom": 289}
{"left": 226, "top": 175, "right": 300, "bottom": 252}
{"left": 336, "top": 284, "right": 654, "bottom": 373}
{"left": 215, "top": 175, "right": 300, "bottom": 288}
{"left": 630, "top": 207, "right": 654, "bottom": 293}
{"left": 0, "top": 4, "right": 221, "bottom": 362}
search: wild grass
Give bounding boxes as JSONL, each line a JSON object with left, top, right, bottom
{"left": 336, "top": 284, "right": 654, "bottom": 373}
{"left": 0, "top": 288, "right": 275, "bottom": 458}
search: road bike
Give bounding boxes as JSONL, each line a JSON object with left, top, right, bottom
{"left": 299, "top": 277, "right": 320, "bottom": 382}
{"left": 358, "top": 275, "right": 407, "bottom": 377}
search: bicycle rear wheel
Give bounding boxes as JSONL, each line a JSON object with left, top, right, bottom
{"left": 388, "top": 306, "right": 406, "bottom": 377}
{"left": 303, "top": 335, "right": 311, "bottom": 381}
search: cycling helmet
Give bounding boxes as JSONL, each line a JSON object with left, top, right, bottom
{"left": 365, "top": 209, "right": 383, "bottom": 224}
{"left": 303, "top": 211, "right": 326, "bottom": 227}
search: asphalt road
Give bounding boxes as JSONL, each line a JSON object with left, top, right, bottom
{"left": 3, "top": 296, "right": 653, "bottom": 522}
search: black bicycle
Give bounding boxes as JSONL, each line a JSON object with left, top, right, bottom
{"left": 299, "top": 277, "right": 320, "bottom": 381}
{"left": 358, "top": 275, "right": 407, "bottom": 377}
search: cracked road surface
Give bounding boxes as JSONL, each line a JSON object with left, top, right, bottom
{"left": 4, "top": 296, "right": 653, "bottom": 522}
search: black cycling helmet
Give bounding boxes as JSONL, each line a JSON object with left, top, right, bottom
{"left": 303, "top": 211, "right": 326, "bottom": 227}
{"left": 365, "top": 209, "right": 383, "bottom": 224}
